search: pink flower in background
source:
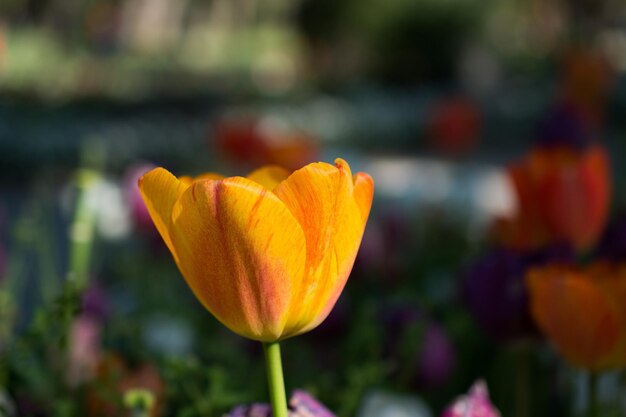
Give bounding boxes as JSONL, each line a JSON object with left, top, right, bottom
{"left": 441, "top": 381, "right": 501, "bottom": 417}
{"left": 67, "top": 284, "right": 109, "bottom": 386}
{"left": 67, "top": 315, "right": 102, "bottom": 386}
{"left": 226, "top": 390, "right": 335, "bottom": 417}
{"left": 124, "top": 163, "right": 157, "bottom": 232}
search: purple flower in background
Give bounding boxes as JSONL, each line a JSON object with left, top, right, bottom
{"left": 225, "top": 390, "right": 335, "bottom": 417}
{"left": 82, "top": 282, "right": 109, "bottom": 320}
{"left": 228, "top": 404, "right": 271, "bottom": 417}
{"left": 461, "top": 244, "right": 573, "bottom": 343}
{"left": 418, "top": 324, "right": 456, "bottom": 388}
{"left": 124, "top": 163, "right": 156, "bottom": 232}
{"left": 382, "top": 305, "right": 455, "bottom": 389}
{"left": 441, "top": 380, "right": 500, "bottom": 417}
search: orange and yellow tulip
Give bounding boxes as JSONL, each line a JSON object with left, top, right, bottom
{"left": 527, "top": 263, "right": 626, "bottom": 371}
{"left": 138, "top": 159, "right": 373, "bottom": 342}
{"left": 495, "top": 144, "right": 610, "bottom": 252}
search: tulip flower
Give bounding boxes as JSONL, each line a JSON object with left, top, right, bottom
{"left": 139, "top": 158, "right": 373, "bottom": 417}
{"left": 440, "top": 380, "right": 500, "bottom": 417}
{"left": 526, "top": 263, "right": 626, "bottom": 371}
{"left": 139, "top": 158, "right": 373, "bottom": 341}
{"left": 494, "top": 143, "right": 610, "bottom": 252}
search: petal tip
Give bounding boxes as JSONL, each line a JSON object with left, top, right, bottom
{"left": 334, "top": 158, "right": 350, "bottom": 171}
{"left": 137, "top": 167, "right": 171, "bottom": 189}
{"left": 354, "top": 171, "right": 374, "bottom": 186}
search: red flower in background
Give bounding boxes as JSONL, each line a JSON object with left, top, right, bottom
{"left": 214, "top": 115, "right": 319, "bottom": 171}
{"left": 494, "top": 144, "right": 610, "bottom": 252}
{"left": 426, "top": 96, "right": 481, "bottom": 158}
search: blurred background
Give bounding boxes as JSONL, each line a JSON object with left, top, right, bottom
{"left": 1, "top": 0, "right": 626, "bottom": 416}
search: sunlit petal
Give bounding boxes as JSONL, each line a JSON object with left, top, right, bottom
{"left": 274, "top": 158, "right": 371, "bottom": 336}
{"left": 138, "top": 168, "right": 191, "bottom": 260}
{"left": 169, "top": 177, "right": 307, "bottom": 341}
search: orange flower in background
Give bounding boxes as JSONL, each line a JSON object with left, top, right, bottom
{"left": 495, "top": 144, "right": 610, "bottom": 252}
{"left": 139, "top": 159, "right": 373, "bottom": 342}
{"left": 527, "top": 263, "right": 626, "bottom": 371}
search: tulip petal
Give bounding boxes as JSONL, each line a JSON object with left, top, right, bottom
{"left": 138, "top": 168, "right": 191, "bottom": 260}
{"left": 527, "top": 267, "right": 621, "bottom": 370}
{"left": 353, "top": 172, "right": 374, "bottom": 223}
{"left": 274, "top": 158, "right": 371, "bottom": 336}
{"left": 537, "top": 146, "right": 610, "bottom": 251}
{"left": 169, "top": 177, "right": 307, "bottom": 341}
{"left": 247, "top": 166, "right": 291, "bottom": 190}
{"left": 179, "top": 173, "right": 225, "bottom": 187}
{"left": 587, "top": 263, "right": 626, "bottom": 367}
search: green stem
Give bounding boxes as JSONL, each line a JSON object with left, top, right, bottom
{"left": 57, "top": 169, "right": 99, "bottom": 350}
{"left": 588, "top": 373, "right": 598, "bottom": 417}
{"left": 263, "top": 342, "right": 288, "bottom": 417}
{"left": 68, "top": 139, "right": 105, "bottom": 290}
{"left": 68, "top": 169, "right": 98, "bottom": 290}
